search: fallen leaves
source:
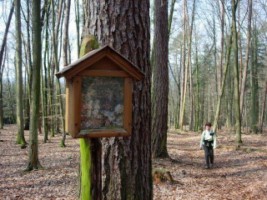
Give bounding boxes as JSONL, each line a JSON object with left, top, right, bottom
{"left": 0, "top": 125, "right": 267, "bottom": 199}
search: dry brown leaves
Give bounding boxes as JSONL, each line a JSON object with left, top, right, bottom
{"left": 0, "top": 125, "right": 267, "bottom": 199}
{"left": 153, "top": 129, "right": 267, "bottom": 200}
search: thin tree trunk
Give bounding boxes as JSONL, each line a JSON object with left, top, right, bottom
{"left": 0, "top": 2, "right": 14, "bottom": 129}
{"left": 168, "top": 0, "right": 176, "bottom": 35}
{"left": 60, "top": 0, "right": 71, "bottom": 147}
{"left": 15, "top": 0, "right": 26, "bottom": 147}
{"left": 232, "top": 0, "right": 242, "bottom": 144}
{"left": 250, "top": 26, "right": 259, "bottom": 134}
{"left": 75, "top": 0, "right": 80, "bottom": 57}
{"left": 219, "top": 0, "right": 225, "bottom": 92}
{"left": 179, "top": 0, "right": 188, "bottom": 129}
{"left": 84, "top": 0, "right": 152, "bottom": 198}
{"left": 188, "top": 0, "right": 196, "bottom": 130}
{"left": 213, "top": 29, "right": 233, "bottom": 132}
{"left": 194, "top": 44, "right": 200, "bottom": 131}
{"left": 24, "top": 0, "right": 33, "bottom": 131}
{"left": 152, "top": 0, "right": 169, "bottom": 158}
{"left": 26, "top": 0, "right": 42, "bottom": 171}
{"left": 240, "top": 0, "right": 252, "bottom": 115}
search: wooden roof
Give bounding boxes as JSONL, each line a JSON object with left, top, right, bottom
{"left": 56, "top": 45, "right": 144, "bottom": 80}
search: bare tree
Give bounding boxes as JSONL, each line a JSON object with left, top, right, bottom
{"left": 15, "top": 0, "right": 26, "bottom": 147}
{"left": 0, "top": 2, "right": 14, "bottom": 129}
{"left": 232, "top": 0, "right": 242, "bottom": 144}
{"left": 152, "top": 0, "right": 169, "bottom": 158}
{"left": 26, "top": 0, "right": 42, "bottom": 171}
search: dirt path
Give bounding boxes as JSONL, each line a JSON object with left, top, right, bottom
{"left": 0, "top": 125, "right": 267, "bottom": 199}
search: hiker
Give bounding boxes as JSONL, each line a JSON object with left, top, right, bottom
{"left": 200, "top": 122, "right": 217, "bottom": 169}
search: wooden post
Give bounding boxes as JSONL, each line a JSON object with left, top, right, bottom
{"left": 79, "top": 35, "right": 102, "bottom": 200}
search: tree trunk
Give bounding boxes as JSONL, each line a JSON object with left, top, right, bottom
{"left": 194, "top": 45, "right": 201, "bottom": 131}
{"left": 219, "top": 0, "right": 225, "bottom": 92}
{"left": 240, "top": 0, "right": 252, "bottom": 115}
{"left": 83, "top": 0, "right": 152, "bottom": 199}
{"left": 0, "top": 2, "right": 14, "bottom": 129}
{"left": 60, "top": 0, "right": 71, "bottom": 147}
{"left": 75, "top": 0, "right": 81, "bottom": 57}
{"left": 168, "top": 0, "right": 176, "bottom": 35}
{"left": 213, "top": 29, "right": 233, "bottom": 132}
{"left": 259, "top": 81, "right": 267, "bottom": 133}
{"left": 26, "top": 0, "right": 42, "bottom": 171}
{"left": 15, "top": 0, "right": 26, "bottom": 147}
{"left": 188, "top": 0, "right": 196, "bottom": 130}
{"left": 24, "top": 0, "right": 33, "bottom": 131}
{"left": 250, "top": 27, "right": 259, "bottom": 134}
{"left": 179, "top": 0, "right": 188, "bottom": 130}
{"left": 232, "top": 0, "right": 242, "bottom": 144}
{"left": 151, "top": 0, "right": 169, "bottom": 158}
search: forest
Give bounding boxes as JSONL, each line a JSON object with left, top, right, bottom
{"left": 0, "top": 0, "right": 267, "bottom": 199}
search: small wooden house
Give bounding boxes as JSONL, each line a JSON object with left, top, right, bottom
{"left": 56, "top": 45, "right": 144, "bottom": 138}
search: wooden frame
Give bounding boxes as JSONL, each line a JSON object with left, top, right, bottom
{"left": 66, "top": 73, "right": 133, "bottom": 138}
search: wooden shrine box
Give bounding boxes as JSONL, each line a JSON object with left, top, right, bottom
{"left": 56, "top": 45, "right": 144, "bottom": 138}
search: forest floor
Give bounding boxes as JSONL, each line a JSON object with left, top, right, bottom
{"left": 0, "top": 125, "right": 267, "bottom": 200}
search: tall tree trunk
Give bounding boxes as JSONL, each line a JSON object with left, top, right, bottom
{"left": 232, "top": 0, "right": 242, "bottom": 144}
{"left": 240, "top": 0, "right": 252, "bottom": 115}
{"left": 213, "top": 30, "right": 233, "bottom": 132}
{"left": 179, "top": 0, "right": 188, "bottom": 129}
{"left": 42, "top": 10, "right": 49, "bottom": 143}
{"left": 194, "top": 44, "right": 201, "bottom": 131}
{"left": 26, "top": 0, "right": 42, "bottom": 171}
{"left": 219, "top": 0, "right": 225, "bottom": 92}
{"left": 83, "top": 0, "right": 152, "bottom": 199}
{"left": 15, "top": 0, "right": 26, "bottom": 147}
{"left": 188, "top": 0, "right": 196, "bottom": 130}
{"left": 24, "top": 0, "right": 33, "bottom": 131}
{"left": 168, "top": 0, "right": 176, "bottom": 35}
{"left": 0, "top": 2, "right": 14, "bottom": 129}
{"left": 60, "top": 0, "right": 71, "bottom": 147}
{"left": 75, "top": 0, "right": 81, "bottom": 57}
{"left": 250, "top": 27, "right": 259, "bottom": 134}
{"left": 151, "top": 0, "right": 169, "bottom": 158}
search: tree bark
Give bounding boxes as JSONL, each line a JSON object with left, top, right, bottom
{"left": 61, "top": 0, "right": 71, "bottom": 147}
{"left": 26, "top": 0, "right": 42, "bottom": 170}
{"left": 151, "top": 0, "right": 169, "bottom": 158}
{"left": 24, "top": 0, "right": 33, "bottom": 131}
{"left": 250, "top": 27, "right": 259, "bottom": 134}
{"left": 15, "top": 0, "right": 26, "bottom": 147}
{"left": 188, "top": 0, "right": 196, "bottom": 130}
{"left": 213, "top": 27, "right": 233, "bottom": 132}
{"left": 232, "top": 0, "right": 242, "bottom": 144}
{"left": 219, "top": 0, "right": 225, "bottom": 92}
{"left": 83, "top": 0, "right": 152, "bottom": 199}
{"left": 0, "top": 2, "right": 14, "bottom": 129}
{"left": 240, "top": 0, "right": 252, "bottom": 115}
{"left": 179, "top": 0, "right": 188, "bottom": 129}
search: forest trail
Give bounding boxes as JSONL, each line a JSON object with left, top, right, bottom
{"left": 0, "top": 125, "right": 267, "bottom": 199}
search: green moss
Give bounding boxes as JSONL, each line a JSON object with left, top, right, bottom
{"left": 80, "top": 138, "right": 92, "bottom": 200}
{"left": 79, "top": 35, "right": 99, "bottom": 57}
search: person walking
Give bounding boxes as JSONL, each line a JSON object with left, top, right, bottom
{"left": 200, "top": 122, "right": 217, "bottom": 169}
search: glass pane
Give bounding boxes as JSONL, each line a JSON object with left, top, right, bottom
{"left": 81, "top": 77, "right": 124, "bottom": 130}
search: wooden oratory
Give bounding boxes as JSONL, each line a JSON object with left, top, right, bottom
{"left": 56, "top": 45, "right": 144, "bottom": 138}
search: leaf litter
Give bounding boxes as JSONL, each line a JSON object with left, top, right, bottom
{"left": 0, "top": 125, "right": 267, "bottom": 199}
